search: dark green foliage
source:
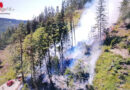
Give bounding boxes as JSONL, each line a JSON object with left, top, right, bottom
{"left": 126, "top": 58, "right": 130, "bottom": 65}
{"left": 0, "top": 0, "right": 88, "bottom": 50}
{"left": 104, "top": 35, "right": 125, "bottom": 48}
{"left": 22, "top": 83, "right": 29, "bottom": 90}
{"left": 0, "top": 27, "right": 15, "bottom": 49}
{"left": 86, "top": 85, "right": 94, "bottom": 90}
{"left": 0, "top": 0, "right": 89, "bottom": 88}
{"left": 51, "top": 56, "right": 60, "bottom": 74}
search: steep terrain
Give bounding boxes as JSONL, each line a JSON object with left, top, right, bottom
{"left": 93, "top": 1, "right": 130, "bottom": 89}
{"left": 93, "top": 21, "right": 130, "bottom": 90}
{"left": 0, "top": 0, "right": 129, "bottom": 90}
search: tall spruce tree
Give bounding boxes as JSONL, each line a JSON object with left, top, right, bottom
{"left": 15, "top": 23, "right": 26, "bottom": 83}
{"left": 56, "top": 0, "right": 68, "bottom": 73}
{"left": 97, "top": 0, "right": 107, "bottom": 40}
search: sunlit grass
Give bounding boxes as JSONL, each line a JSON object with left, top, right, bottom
{"left": 0, "top": 67, "right": 16, "bottom": 85}
{"left": 93, "top": 46, "right": 130, "bottom": 90}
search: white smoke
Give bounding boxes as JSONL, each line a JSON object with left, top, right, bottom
{"left": 21, "top": 0, "right": 123, "bottom": 89}
{"left": 38, "top": 0, "right": 123, "bottom": 89}
{"left": 107, "top": 0, "right": 123, "bottom": 26}
{"left": 64, "top": 0, "right": 100, "bottom": 86}
{"left": 64, "top": 0, "right": 123, "bottom": 86}
{"left": 74, "top": 0, "right": 97, "bottom": 45}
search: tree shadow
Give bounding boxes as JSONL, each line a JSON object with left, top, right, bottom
{"left": 104, "top": 35, "right": 125, "bottom": 47}
{"left": 0, "top": 60, "right": 3, "bottom": 69}
{"left": 0, "top": 65, "right": 3, "bottom": 69}
{"left": 37, "top": 82, "right": 62, "bottom": 90}
{"left": 126, "top": 23, "right": 130, "bottom": 29}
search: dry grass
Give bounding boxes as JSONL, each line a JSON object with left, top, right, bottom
{"left": 110, "top": 49, "right": 130, "bottom": 59}
{"left": 111, "top": 24, "right": 130, "bottom": 37}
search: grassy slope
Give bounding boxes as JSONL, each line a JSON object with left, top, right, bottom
{"left": 94, "top": 49, "right": 130, "bottom": 90}
{"left": 93, "top": 22, "right": 130, "bottom": 90}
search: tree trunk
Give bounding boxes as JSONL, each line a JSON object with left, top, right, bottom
{"left": 54, "top": 40, "right": 56, "bottom": 56}
{"left": 73, "top": 20, "right": 76, "bottom": 45}
{"left": 30, "top": 31, "right": 38, "bottom": 90}
{"left": 70, "top": 19, "right": 73, "bottom": 47}
{"left": 44, "top": 53, "right": 53, "bottom": 85}
{"left": 19, "top": 36, "right": 25, "bottom": 83}
{"left": 60, "top": 38, "right": 64, "bottom": 74}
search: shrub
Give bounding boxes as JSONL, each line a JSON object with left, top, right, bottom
{"left": 69, "top": 79, "right": 74, "bottom": 88}
{"left": 22, "top": 83, "right": 29, "bottom": 90}
{"left": 64, "top": 68, "right": 71, "bottom": 75}
{"left": 119, "top": 42, "right": 127, "bottom": 49}
{"left": 126, "top": 58, "right": 130, "bottom": 65}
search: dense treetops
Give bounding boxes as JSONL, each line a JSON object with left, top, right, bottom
{"left": 0, "top": 0, "right": 91, "bottom": 88}
{"left": 0, "top": 0, "right": 90, "bottom": 49}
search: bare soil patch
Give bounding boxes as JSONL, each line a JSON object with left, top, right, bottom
{"left": 110, "top": 48, "right": 130, "bottom": 59}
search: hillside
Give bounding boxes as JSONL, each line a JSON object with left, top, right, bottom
{"left": 0, "top": 0, "right": 130, "bottom": 90}
{"left": 93, "top": 1, "right": 130, "bottom": 89}
{"left": 0, "top": 18, "right": 26, "bottom": 33}
{"left": 93, "top": 20, "right": 130, "bottom": 90}
{"left": 0, "top": 46, "right": 15, "bottom": 86}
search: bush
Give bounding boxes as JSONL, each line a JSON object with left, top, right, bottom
{"left": 51, "top": 56, "right": 60, "bottom": 74}
{"left": 126, "top": 58, "right": 130, "bottom": 65}
{"left": 127, "top": 44, "right": 130, "bottom": 54}
{"left": 119, "top": 42, "right": 127, "bottom": 49}
{"left": 86, "top": 85, "right": 94, "bottom": 90}
{"left": 111, "top": 30, "right": 118, "bottom": 33}
{"left": 104, "top": 36, "right": 123, "bottom": 48}
{"left": 64, "top": 68, "right": 71, "bottom": 75}
{"left": 115, "top": 64, "right": 121, "bottom": 70}
{"left": 22, "top": 83, "right": 29, "bottom": 90}
{"left": 119, "top": 74, "right": 125, "bottom": 81}
{"left": 69, "top": 79, "right": 74, "bottom": 88}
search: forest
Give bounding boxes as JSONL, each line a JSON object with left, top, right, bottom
{"left": 0, "top": 0, "right": 130, "bottom": 90}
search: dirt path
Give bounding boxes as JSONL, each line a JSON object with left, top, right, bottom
{"left": 0, "top": 80, "right": 21, "bottom": 90}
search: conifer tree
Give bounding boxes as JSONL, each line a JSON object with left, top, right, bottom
{"left": 96, "top": 0, "right": 107, "bottom": 40}
{"left": 15, "top": 23, "right": 26, "bottom": 83}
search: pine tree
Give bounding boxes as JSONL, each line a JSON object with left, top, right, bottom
{"left": 96, "top": 0, "right": 107, "bottom": 40}
{"left": 15, "top": 23, "right": 26, "bottom": 83}
{"left": 56, "top": 1, "right": 68, "bottom": 73}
